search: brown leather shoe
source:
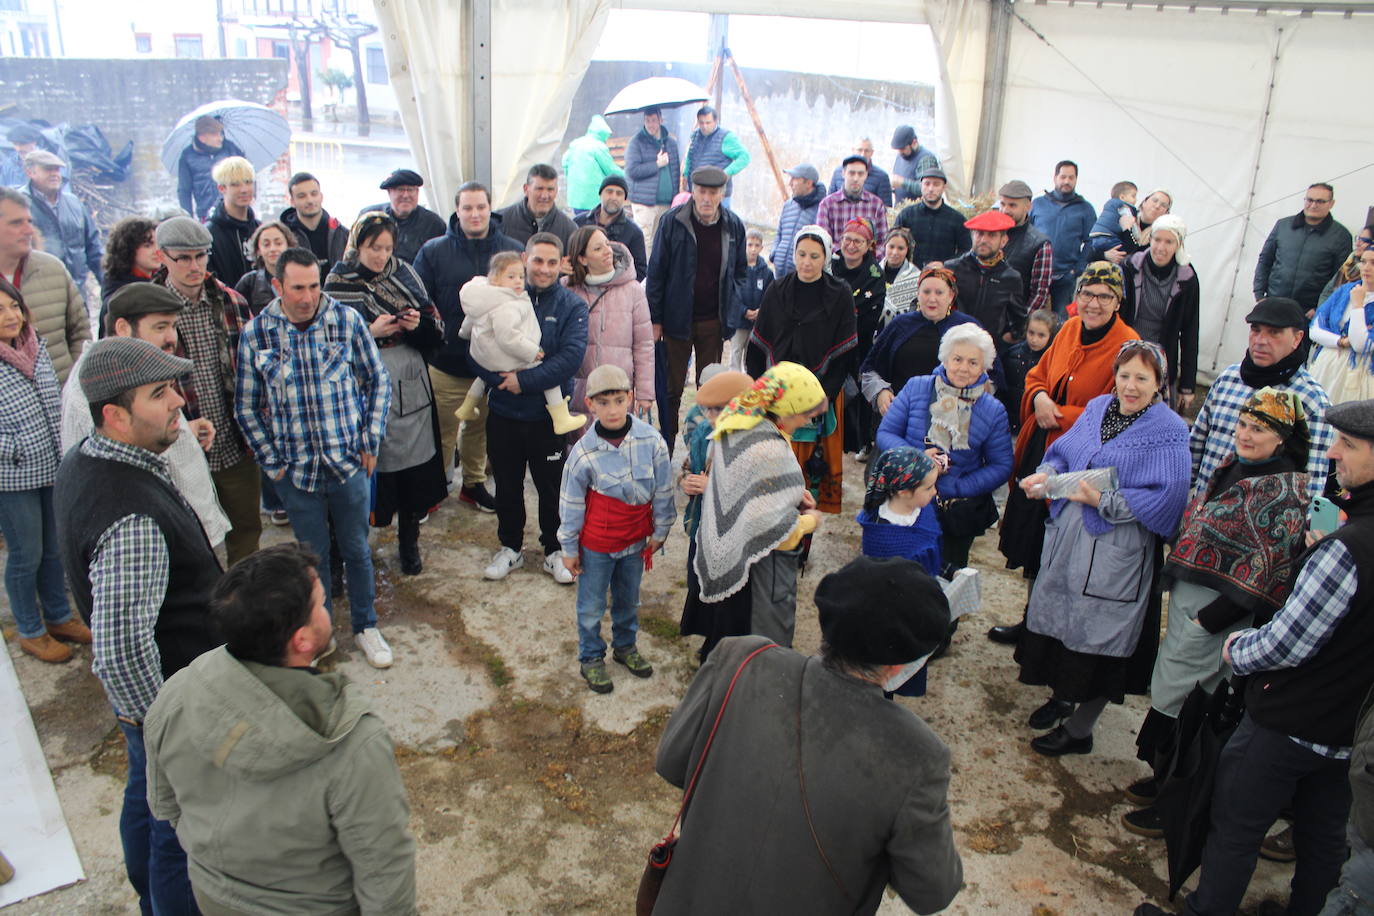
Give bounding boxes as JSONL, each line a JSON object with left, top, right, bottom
{"left": 46, "top": 619, "right": 92, "bottom": 644}
{"left": 19, "top": 634, "right": 72, "bottom": 664}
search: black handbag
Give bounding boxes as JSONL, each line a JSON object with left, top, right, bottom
{"left": 936, "top": 491, "right": 1000, "bottom": 538}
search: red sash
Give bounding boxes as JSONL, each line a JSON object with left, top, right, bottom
{"left": 581, "top": 489, "right": 654, "bottom": 557}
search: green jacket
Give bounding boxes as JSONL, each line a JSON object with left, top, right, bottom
{"left": 562, "top": 114, "right": 623, "bottom": 211}
{"left": 144, "top": 647, "right": 417, "bottom": 916}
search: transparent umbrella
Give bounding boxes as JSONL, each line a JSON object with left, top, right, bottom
{"left": 160, "top": 99, "right": 291, "bottom": 173}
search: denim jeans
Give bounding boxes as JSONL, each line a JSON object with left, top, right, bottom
{"left": 117, "top": 719, "right": 198, "bottom": 916}
{"left": 0, "top": 486, "right": 73, "bottom": 638}
{"left": 259, "top": 469, "right": 284, "bottom": 512}
{"left": 575, "top": 547, "right": 642, "bottom": 663}
{"left": 275, "top": 469, "right": 376, "bottom": 632}
{"left": 1319, "top": 843, "right": 1374, "bottom": 916}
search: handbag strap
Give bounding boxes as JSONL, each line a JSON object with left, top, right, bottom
{"left": 661, "top": 642, "right": 778, "bottom": 843}
{"left": 796, "top": 658, "right": 852, "bottom": 902}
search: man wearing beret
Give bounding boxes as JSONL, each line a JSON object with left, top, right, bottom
{"left": 54, "top": 336, "right": 224, "bottom": 915}
{"left": 1136, "top": 399, "right": 1374, "bottom": 916}
{"left": 945, "top": 209, "right": 1028, "bottom": 355}
{"left": 815, "top": 154, "right": 888, "bottom": 252}
{"left": 358, "top": 168, "right": 446, "bottom": 264}
{"left": 1190, "top": 297, "right": 1334, "bottom": 502}
{"left": 60, "top": 283, "right": 230, "bottom": 549}
{"left": 573, "top": 174, "right": 647, "bottom": 281}
{"left": 892, "top": 167, "right": 970, "bottom": 267}
{"left": 653, "top": 556, "right": 963, "bottom": 914}
{"left": 645, "top": 165, "right": 749, "bottom": 453}
{"left": 153, "top": 215, "right": 261, "bottom": 566}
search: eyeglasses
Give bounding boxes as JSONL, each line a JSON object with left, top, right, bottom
{"left": 1303, "top": 197, "right": 1333, "bottom": 206}
{"left": 1077, "top": 290, "right": 1117, "bottom": 305}
{"left": 167, "top": 251, "right": 210, "bottom": 265}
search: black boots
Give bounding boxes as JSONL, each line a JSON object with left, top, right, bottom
{"left": 398, "top": 512, "right": 423, "bottom": 575}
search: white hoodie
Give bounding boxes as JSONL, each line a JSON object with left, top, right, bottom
{"left": 458, "top": 276, "right": 542, "bottom": 373}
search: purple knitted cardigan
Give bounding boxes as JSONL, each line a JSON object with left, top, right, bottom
{"left": 1043, "top": 394, "right": 1191, "bottom": 538}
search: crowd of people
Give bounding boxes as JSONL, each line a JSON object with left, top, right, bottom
{"left": 1, "top": 104, "right": 1372, "bottom": 916}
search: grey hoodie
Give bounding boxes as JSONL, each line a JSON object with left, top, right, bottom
{"left": 144, "top": 647, "right": 416, "bottom": 916}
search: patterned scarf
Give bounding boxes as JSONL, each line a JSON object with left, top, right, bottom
{"left": 864, "top": 446, "right": 935, "bottom": 513}
{"left": 1099, "top": 396, "right": 1153, "bottom": 443}
{"left": 927, "top": 366, "right": 983, "bottom": 452}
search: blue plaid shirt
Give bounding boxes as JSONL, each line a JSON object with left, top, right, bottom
{"left": 1190, "top": 363, "right": 1333, "bottom": 501}
{"left": 234, "top": 296, "right": 391, "bottom": 492}
{"left": 1229, "top": 537, "right": 1358, "bottom": 758}
{"left": 557, "top": 416, "right": 676, "bottom": 558}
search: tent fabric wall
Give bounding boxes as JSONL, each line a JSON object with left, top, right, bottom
{"left": 925, "top": 0, "right": 988, "bottom": 192}
{"left": 993, "top": 4, "right": 1373, "bottom": 376}
{"left": 373, "top": 0, "right": 610, "bottom": 214}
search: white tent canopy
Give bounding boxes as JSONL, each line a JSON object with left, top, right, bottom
{"left": 374, "top": 0, "right": 1374, "bottom": 375}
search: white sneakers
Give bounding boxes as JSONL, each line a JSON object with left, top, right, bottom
{"left": 355, "top": 628, "right": 393, "bottom": 669}
{"left": 543, "top": 550, "right": 575, "bottom": 585}
{"left": 484, "top": 547, "right": 525, "bottom": 580}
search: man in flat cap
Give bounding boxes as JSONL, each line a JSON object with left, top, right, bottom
{"left": 60, "top": 283, "right": 230, "bottom": 549}
{"left": 890, "top": 125, "right": 940, "bottom": 205}
{"left": 945, "top": 209, "right": 1027, "bottom": 355}
{"left": 645, "top": 165, "right": 749, "bottom": 453}
{"left": 152, "top": 215, "right": 260, "bottom": 565}
{"left": 54, "top": 336, "right": 223, "bottom": 915}
{"left": 1191, "top": 296, "right": 1334, "bottom": 502}
{"left": 0, "top": 123, "right": 41, "bottom": 186}
{"left": 20, "top": 148, "right": 103, "bottom": 289}
{"left": 1135, "top": 398, "right": 1374, "bottom": 916}
{"left": 654, "top": 556, "right": 963, "bottom": 914}
{"left": 998, "top": 179, "right": 1053, "bottom": 315}
{"left": 573, "top": 174, "right": 647, "bottom": 281}
{"left": 892, "top": 167, "right": 970, "bottom": 267}
{"left": 771, "top": 163, "right": 825, "bottom": 277}
{"left": 358, "top": 168, "right": 446, "bottom": 264}
{"left": 816, "top": 154, "right": 889, "bottom": 252}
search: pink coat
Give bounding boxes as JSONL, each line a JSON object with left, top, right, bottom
{"left": 567, "top": 242, "right": 655, "bottom": 408}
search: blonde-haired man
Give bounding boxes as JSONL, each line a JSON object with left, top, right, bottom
{"left": 206, "top": 155, "right": 259, "bottom": 287}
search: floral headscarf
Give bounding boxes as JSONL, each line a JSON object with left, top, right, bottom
{"left": 713, "top": 361, "right": 826, "bottom": 438}
{"left": 1239, "top": 386, "right": 1310, "bottom": 467}
{"left": 863, "top": 447, "right": 936, "bottom": 513}
{"left": 917, "top": 265, "right": 958, "bottom": 304}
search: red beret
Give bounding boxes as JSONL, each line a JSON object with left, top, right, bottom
{"left": 963, "top": 210, "right": 1016, "bottom": 232}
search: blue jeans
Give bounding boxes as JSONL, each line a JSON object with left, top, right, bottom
{"left": 259, "top": 470, "right": 284, "bottom": 512}
{"left": 0, "top": 486, "right": 73, "bottom": 638}
{"left": 1319, "top": 843, "right": 1374, "bottom": 916}
{"left": 575, "top": 547, "right": 642, "bottom": 663}
{"left": 117, "top": 719, "right": 197, "bottom": 916}
{"left": 275, "top": 469, "right": 376, "bottom": 632}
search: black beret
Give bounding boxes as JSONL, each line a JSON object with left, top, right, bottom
{"left": 816, "top": 556, "right": 950, "bottom": 665}
{"left": 1245, "top": 297, "right": 1306, "bottom": 330}
{"left": 379, "top": 169, "right": 424, "bottom": 190}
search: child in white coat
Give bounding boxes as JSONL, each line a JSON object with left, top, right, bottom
{"left": 455, "top": 252, "right": 585, "bottom": 433}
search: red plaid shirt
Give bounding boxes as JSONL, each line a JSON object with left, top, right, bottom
{"left": 815, "top": 190, "right": 888, "bottom": 251}
{"left": 1028, "top": 239, "right": 1053, "bottom": 314}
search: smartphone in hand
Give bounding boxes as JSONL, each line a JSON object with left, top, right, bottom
{"left": 1309, "top": 495, "right": 1341, "bottom": 536}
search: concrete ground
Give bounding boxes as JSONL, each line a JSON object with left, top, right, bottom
{"left": 2, "top": 441, "right": 1297, "bottom": 914}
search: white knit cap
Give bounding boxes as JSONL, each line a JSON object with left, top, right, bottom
{"left": 1149, "top": 213, "right": 1189, "bottom": 267}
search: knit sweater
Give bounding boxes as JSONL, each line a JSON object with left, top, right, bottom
{"left": 1041, "top": 395, "right": 1190, "bottom": 538}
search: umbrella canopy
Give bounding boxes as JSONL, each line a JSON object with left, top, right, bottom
{"left": 160, "top": 100, "right": 291, "bottom": 174}
{"left": 604, "top": 77, "right": 709, "bottom": 116}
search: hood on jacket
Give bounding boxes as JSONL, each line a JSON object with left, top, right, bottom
{"left": 585, "top": 115, "right": 612, "bottom": 142}
{"left": 460, "top": 275, "right": 525, "bottom": 317}
{"left": 585, "top": 240, "right": 636, "bottom": 288}
{"left": 209, "top": 204, "right": 258, "bottom": 232}
{"left": 280, "top": 206, "right": 340, "bottom": 232}
{"left": 166, "top": 647, "right": 372, "bottom": 781}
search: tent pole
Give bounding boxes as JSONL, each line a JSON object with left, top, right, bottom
{"left": 708, "top": 14, "right": 728, "bottom": 113}
{"left": 469, "top": 0, "right": 493, "bottom": 191}
{"left": 972, "top": 0, "right": 1012, "bottom": 195}
{"left": 725, "top": 52, "right": 788, "bottom": 203}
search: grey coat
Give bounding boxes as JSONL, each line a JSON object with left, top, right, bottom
{"left": 1253, "top": 212, "right": 1353, "bottom": 312}
{"left": 654, "top": 635, "right": 963, "bottom": 915}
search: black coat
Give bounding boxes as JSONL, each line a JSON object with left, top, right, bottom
{"left": 1253, "top": 212, "right": 1353, "bottom": 312}
{"left": 747, "top": 270, "right": 857, "bottom": 399}
{"left": 945, "top": 251, "right": 1027, "bottom": 344}
{"left": 1121, "top": 250, "right": 1201, "bottom": 392}
{"left": 206, "top": 205, "right": 259, "bottom": 289}
{"left": 894, "top": 201, "right": 971, "bottom": 266}
{"left": 645, "top": 203, "right": 748, "bottom": 341}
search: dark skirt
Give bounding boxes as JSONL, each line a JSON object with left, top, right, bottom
{"left": 680, "top": 538, "right": 753, "bottom": 660}
{"left": 370, "top": 406, "right": 448, "bottom": 526}
{"left": 1135, "top": 705, "right": 1176, "bottom": 769}
{"left": 998, "top": 426, "right": 1052, "bottom": 577}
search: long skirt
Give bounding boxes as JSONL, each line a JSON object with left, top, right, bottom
{"left": 1308, "top": 346, "right": 1374, "bottom": 406}
{"left": 792, "top": 392, "right": 845, "bottom": 514}
{"left": 680, "top": 546, "right": 800, "bottom": 659}
{"left": 998, "top": 426, "right": 1050, "bottom": 578}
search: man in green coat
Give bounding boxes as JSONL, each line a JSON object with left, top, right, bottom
{"left": 562, "top": 115, "right": 624, "bottom": 216}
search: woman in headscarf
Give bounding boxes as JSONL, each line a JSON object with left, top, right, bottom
{"left": 324, "top": 211, "right": 447, "bottom": 574}
{"left": 1120, "top": 213, "right": 1200, "bottom": 409}
{"left": 1092, "top": 189, "right": 1173, "bottom": 266}
{"left": 684, "top": 362, "right": 828, "bottom": 659}
{"left": 1121, "top": 386, "right": 1310, "bottom": 835}
{"left": 992, "top": 261, "right": 1140, "bottom": 645}
{"left": 747, "top": 225, "right": 857, "bottom": 514}
{"left": 1308, "top": 245, "right": 1374, "bottom": 405}
{"left": 1014, "top": 341, "right": 1191, "bottom": 757}
{"left": 831, "top": 218, "right": 886, "bottom": 456}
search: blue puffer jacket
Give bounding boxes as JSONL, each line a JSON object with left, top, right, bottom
{"left": 770, "top": 185, "right": 825, "bottom": 276}
{"left": 876, "top": 367, "right": 1013, "bottom": 500}
{"left": 412, "top": 214, "right": 523, "bottom": 377}
{"left": 473, "top": 282, "right": 587, "bottom": 422}
{"left": 1030, "top": 190, "right": 1095, "bottom": 277}
{"left": 645, "top": 203, "right": 748, "bottom": 341}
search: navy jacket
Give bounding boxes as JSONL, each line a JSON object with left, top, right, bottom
{"left": 828, "top": 163, "right": 894, "bottom": 207}
{"left": 412, "top": 214, "right": 523, "bottom": 378}
{"left": 474, "top": 282, "right": 587, "bottom": 422}
{"left": 23, "top": 183, "right": 102, "bottom": 285}
{"left": 1030, "top": 191, "right": 1095, "bottom": 277}
{"left": 730, "top": 259, "right": 774, "bottom": 332}
{"left": 624, "top": 127, "right": 681, "bottom": 208}
{"left": 770, "top": 186, "right": 825, "bottom": 276}
{"left": 645, "top": 203, "right": 748, "bottom": 341}
{"left": 177, "top": 137, "right": 245, "bottom": 221}
{"left": 574, "top": 207, "right": 647, "bottom": 281}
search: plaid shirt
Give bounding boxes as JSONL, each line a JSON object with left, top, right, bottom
{"left": 1230, "top": 537, "right": 1359, "bottom": 758}
{"left": 0, "top": 339, "right": 62, "bottom": 491}
{"left": 1190, "top": 363, "right": 1333, "bottom": 501}
{"left": 815, "top": 189, "right": 889, "bottom": 251}
{"left": 162, "top": 274, "right": 253, "bottom": 472}
{"left": 82, "top": 434, "right": 178, "bottom": 722}
{"left": 557, "top": 417, "right": 676, "bottom": 558}
{"left": 1027, "top": 240, "right": 1053, "bottom": 315}
{"left": 235, "top": 296, "right": 391, "bottom": 492}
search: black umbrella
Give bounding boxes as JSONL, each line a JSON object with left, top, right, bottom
{"left": 1155, "top": 678, "right": 1246, "bottom": 900}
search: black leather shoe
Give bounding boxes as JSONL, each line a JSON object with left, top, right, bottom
{"left": 1028, "top": 697, "right": 1075, "bottom": 729}
{"left": 987, "top": 622, "right": 1024, "bottom": 645}
{"left": 1030, "top": 725, "right": 1093, "bottom": 757}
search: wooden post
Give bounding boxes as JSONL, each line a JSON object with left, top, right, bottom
{"left": 724, "top": 52, "right": 786, "bottom": 203}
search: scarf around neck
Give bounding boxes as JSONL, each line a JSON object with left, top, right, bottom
{"left": 927, "top": 366, "right": 985, "bottom": 452}
{"left": 0, "top": 324, "right": 38, "bottom": 378}
{"left": 1239, "top": 346, "right": 1305, "bottom": 389}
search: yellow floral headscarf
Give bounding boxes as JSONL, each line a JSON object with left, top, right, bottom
{"left": 712, "top": 361, "right": 826, "bottom": 438}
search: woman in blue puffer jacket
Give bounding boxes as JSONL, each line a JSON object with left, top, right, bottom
{"left": 876, "top": 322, "right": 1014, "bottom": 570}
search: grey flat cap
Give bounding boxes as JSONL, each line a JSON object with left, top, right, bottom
{"left": 690, "top": 166, "right": 728, "bottom": 188}
{"left": 918, "top": 168, "right": 948, "bottom": 183}
{"left": 585, "top": 364, "right": 632, "bottom": 398}
{"left": 784, "top": 163, "right": 820, "bottom": 183}
{"left": 155, "top": 216, "right": 212, "bottom": 251}
{"left": 1326, "top": 400, "right": 1374, "bottom": 442}
{"left": 81, "top": 337, "right": 192, "bottom": 404}
{"left": 998, "top": 179, "right": 1033, "bottom": 199}
{"left": 23, "top": 149, "right": 64, "bottom": 169}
